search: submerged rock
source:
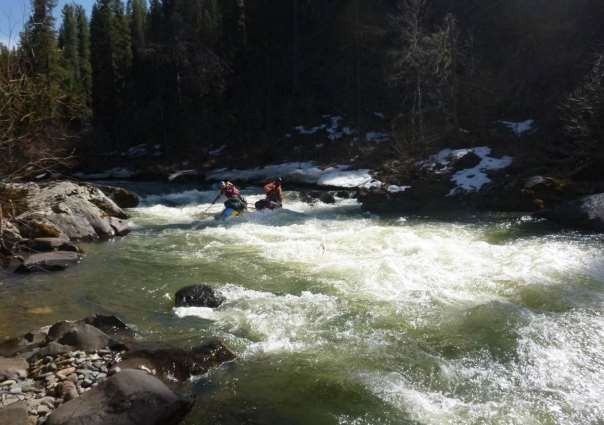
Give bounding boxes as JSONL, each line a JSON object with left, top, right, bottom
{"left": 16, "top": 251, "right": 81, "bottom": 273}
{"left": 537, "top": 193, "right": 604, "bottom": 232}
{"left": 115, "top": 340, "right": 235, "bottom": 381}
{"left": 45, "top": 369, "right": 193, "bottom": 425}
{"left": 174, "top": 285, "right": 225, "bottom": 308}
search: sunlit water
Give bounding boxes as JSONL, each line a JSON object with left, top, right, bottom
{"left": 1, "top": 185, "right": 603, "bottom": 425}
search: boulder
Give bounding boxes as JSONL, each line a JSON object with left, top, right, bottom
{"left": 3, "top": 181, "right": 129, "bottom": 242}
{"left": 0, "top": 356, "right": 28, "bottom": 380}
{"left": 45, "top": 369, "right": 193, "bottom": 425}
{"left": 0, "top": 401, "right": 28, "bottom": 425}
{"left": 109, "top": 217, "right": 130, "bottom": 237}
{"left": 16, "top": 251, "right": 81, "bottom": 273}
{"left": 83, "top": 315, "right": 136, "bottom": 339}
{"left": 319, "top": 192, "right": 336, "bottom": 204}
{"left": 22, "top": 238, "right": 79, "bottom": 253}
{"left": 536, "top": 193, "right": 604, "bottom": 232}
{"left": 174, "top": 285, "right": 225, "bottom": 308}
{"left": 97, "top": 185, "right": 140, "bottom": 208}
{"left": 451, "top": 151, "right": 482, "bottom": 171}
{"left": 48, "top": 321, "right": 125, "bottom": 352}
{"left": 115, "top": 340, "right": 235, "bottom": 381}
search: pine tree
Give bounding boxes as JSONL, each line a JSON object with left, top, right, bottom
{"left": 111, "top": 0, "right": 133, "bottom": 91}
{"left": 147, "top": 0, "right": 163, "bottom": 43}
{"left": 76, "top": 5, "right": 92, "bottom": 97}
{"left": 128, "top": 0, "right": 146, "bottom": 55}
{"left": 59, "top": 4, "right": 80, "bottom": 89}
{"left": 20, "top": 0, "right": 60, "bottom": 77}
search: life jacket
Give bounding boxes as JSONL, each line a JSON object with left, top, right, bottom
{"left": 222, "top": 183, "right": 241, "bottom": 199}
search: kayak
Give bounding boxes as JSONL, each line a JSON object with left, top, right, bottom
{"left": 215, "top": 208, "right": 242, "bottom": 221}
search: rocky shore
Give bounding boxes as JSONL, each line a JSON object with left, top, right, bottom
{"left": 0, "top": 181, "right": 139, "bottom": 273}
{"left": 0, "top": 314, "right": 233, "bottom": 425}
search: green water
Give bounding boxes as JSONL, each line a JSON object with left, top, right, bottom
{"left": 1, "top": 187, "right": 603, "bottom": 425}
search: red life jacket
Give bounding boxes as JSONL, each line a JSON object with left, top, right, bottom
{"left": 223, "top": 184, "right": 240, "bottom": 198}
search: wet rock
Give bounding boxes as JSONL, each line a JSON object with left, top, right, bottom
{"left": 47, "top": 322, "right": 117, "bottom": 352}
{"left": 116, "top": 340, "right": 235, "bottom": 381}
{"left": 536, "top": 193, "right": 604, "bottom": 232}
{"left": 22, "top": 238, "right": 79, "bottom": 253}
{"left": 16, "top": 252, "right": 81, "bottom": 273}
{"left": 109, "top": 217, "right": 130, "bottom": 237}
{"left": 0, "top": 330, "right": 48, "bottom": 358}
{"left": 0, "top": 357, "right": 28, "bottom": 380}
{"left": 0, "top": 401, "right": 28, "bottom": 425}
{"left": 319, "top": 192, "right": 336, "bottom": 204}
{"left": 335, "top": 190, "right": 355, "bottom": 199}
{"left": 82, "top": 315, "right": 135, "bottom": 339}
{"left": 96, "top": 185, "right": 140, "bottom": 209}
{"left": 45, "top": 369, "right": 193, "bottom": 425}
{"left": 174, "top": 285, "right": 225, "bottom": 308}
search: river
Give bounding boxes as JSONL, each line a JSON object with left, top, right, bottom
{"left": 1, "top": 185, "right": 603, "bottom": 425}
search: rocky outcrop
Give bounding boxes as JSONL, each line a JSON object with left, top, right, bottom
{"left": 46, "top": 370, "right": 193, "bottom": 425}
{"left": 536, "top": 193, "right": 604, "bottom": 232}
{"left": 0, "top": 316, "right": 234, "bottom": 425}
{"left": 0, "top": 181, "right": 133, "bottom": 272}
{"left": 174, "top": 285, "right": 225, "bottom": 308}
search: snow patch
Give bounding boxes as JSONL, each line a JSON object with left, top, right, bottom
{"left": 209, "top": 145, "right": 226, "bottom": 156}
{"left": 366, "top": 132, "right": 389, "bottom": 143}
{"left": 447, "top": 147, "right": 513, "bottom": 195}
{"left": 207, "top": 162, "right": 383, "bottom": 189}
{"left": 387, "top": 185, "right": 411, "bottom": 193}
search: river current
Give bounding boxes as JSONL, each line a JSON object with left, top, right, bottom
{"left": 1, "top": 185, "right": 603, "bottom": 425}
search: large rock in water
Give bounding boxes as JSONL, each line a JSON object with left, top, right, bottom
{"left": 174, "top": 285, "right": 225, "bottom": 308}
{"left": 537, "top": 193, "right": 604, "bottom": 231}
{"left": 0, "top": 181, "right": 129, "bottom": 241}
{"left": 114, "top": 340, "right": 235, "bottom": 381}
{"left": 97, "top": 185, "right": 140, "bottom": 208}
{"left": 45, "top": 369, "right": 193, "bottom": 425}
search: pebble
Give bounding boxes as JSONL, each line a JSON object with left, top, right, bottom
{"left": 0, "top": 379, "right": 17, "bottom": 386}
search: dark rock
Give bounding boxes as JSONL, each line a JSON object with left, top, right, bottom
{"left": 33, "top": 342, "right": 74, "bottom": 359}
{"left": 23, "top": 238, "right": 79, "bottom": 253}
{"left": 319, "top": 192, "right": 336, "bottom": 204}
{"left": 536, "top": 193, "right": 604, "bottom": 232}
{"left": 335, "top": 190, "right": 353, "bottom": 199}
{"left": 116, "top": 340, "right": 235, "bottom": 381}
{"left": 452, "top": 151, "right": 482, "bottom": 171}
{"left": 45, "top": 369, "right": 193, "bottom": 425}
{"left": 174, "top": 285, "right": 225, "bottom": 308}
{"left": 0, "top": 356, "right": 28, "bottom": 380}
{"left": 16, "top": 251, "right": 81, "bottom": 273}
{"left": 97, "top": 185, "right": 140, "bottom": 208}
{"left": 0, "top": 401, "right": 28, "bottom": 425}
{"left": 83, "top": 315, "right": 135, "bottom": 339}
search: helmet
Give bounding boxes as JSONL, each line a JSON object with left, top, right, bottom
{"left": 276, "top": 177, "right": 283, "bottom": 183}
{"left": 220, "top": 181, "right": 227, "bottom": 188}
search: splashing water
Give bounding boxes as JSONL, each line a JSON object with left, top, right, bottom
{"left": 1, "top": 186, "right": 602, "bottom": 425}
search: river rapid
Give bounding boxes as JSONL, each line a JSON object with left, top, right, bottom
{"left": 1, "top": 185, "right": 603, "bottom": 425}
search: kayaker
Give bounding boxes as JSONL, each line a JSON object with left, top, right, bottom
{"left": 213, "top": 181, "right": 246, "bottom": 212}
{"left": 255, "top": 178, "right": 283, "bottom": 210}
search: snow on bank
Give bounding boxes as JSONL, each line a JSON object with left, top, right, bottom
{"left": 499, "top": 119, "right": 535, "bottom": 136}
{"left": 293, "top": 114, "right": 388, "bottom": 144}
{"left": 206, "top": 162, "right": 383, "bottom": 189}
{"left": 442, "top": 147, "right": 512, "bottom": 195}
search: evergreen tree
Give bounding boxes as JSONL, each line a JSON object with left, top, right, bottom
{"left": 128, "top": 0, "right": 146, "bottom": 56}
{"left": 76, "top": 5, "right": 92, "bottom": 97}
{"left": 59, "top": 4, "right": 80, "bottom": 89}
{"left": 20, "top": 0, "right": 60, "bottom": 77}
{"left": 147, "top": 0, "right": 163, "bottom": 43}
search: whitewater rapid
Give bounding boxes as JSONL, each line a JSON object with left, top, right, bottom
{"left": 128, "top": 188, "right": 604, "bottom": 425}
